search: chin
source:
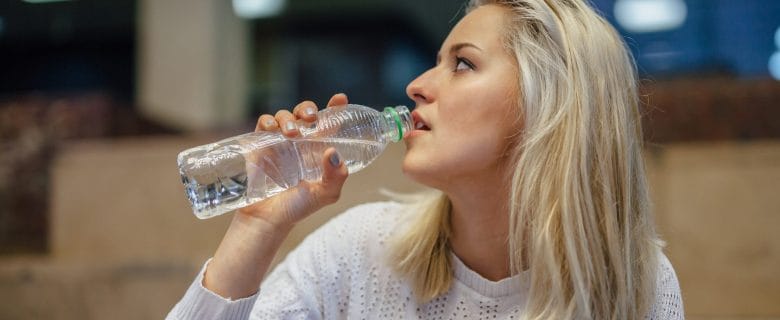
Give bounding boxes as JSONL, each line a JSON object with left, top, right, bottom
{"left": 401, "top": 156, "right": 419, "bottom": 179}
{"left": 401, "top": 156, "right": 444, "bottom": 189}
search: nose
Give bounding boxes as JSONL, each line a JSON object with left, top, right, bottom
{"left": 406, "top": 68, "right": 435, "bottom": 106}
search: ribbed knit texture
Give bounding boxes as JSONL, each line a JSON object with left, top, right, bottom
{"left": 167, "top": 201, "right": 684, "bottom": 319}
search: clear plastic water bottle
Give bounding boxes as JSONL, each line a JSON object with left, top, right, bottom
{"left": 177, "top": 104, "right": 413, "bottom": 219}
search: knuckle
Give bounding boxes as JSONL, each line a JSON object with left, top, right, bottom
{"left": 256, "top": 115, "right": 274, "bottom": 130}
{"left": 316, "top": 186, "right": 337, "bottom": 205}
{"left": 322, "top": 194, "right": 336, "bottom": 205}
{"left": 326, "top": 189, "right": 341, "bottom": 204}
{"left": 275, "top": 109, "right": 291, "bottom": 118}
{"left": 295, "top": 101, "right": 316, "bottom": 116}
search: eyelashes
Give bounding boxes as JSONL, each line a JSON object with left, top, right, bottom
{"left": 434, "top": 54, "right": 477, "bottom": 72}
{"left": 454, "top": 57, "right": 476, "bottom": 72}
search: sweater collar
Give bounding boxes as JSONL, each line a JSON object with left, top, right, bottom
{"left": 450, "top": 252, "right": 530, "bottom": 298}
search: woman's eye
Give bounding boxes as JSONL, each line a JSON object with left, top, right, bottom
{"left": 454, "top": 57, "right": 474, "bottom": 72}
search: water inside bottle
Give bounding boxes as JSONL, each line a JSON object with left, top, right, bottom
{"left": 179, "top": 137, "right": 385, "bottom": 219}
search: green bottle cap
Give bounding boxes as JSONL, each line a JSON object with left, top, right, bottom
{"left": 384, "top": 107, "right": 403, "bottom": 142}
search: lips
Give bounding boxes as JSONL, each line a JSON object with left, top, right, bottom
{"left": 411, "top": 111, "right": 431, "bottom": 131}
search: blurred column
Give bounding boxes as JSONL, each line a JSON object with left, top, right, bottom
{"left": 137, "top": 0, "right": 248, "bottom": 131}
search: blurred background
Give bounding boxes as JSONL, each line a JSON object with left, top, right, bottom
{"left": 0, "top": 0, "right": 778, "bottom": 318}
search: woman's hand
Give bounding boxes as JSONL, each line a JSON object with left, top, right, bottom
{"left": 203, "top": 93, "right": 350, "bottom": 299}
{"left": 236, "top": 93, "right": 351, "bottom": 230}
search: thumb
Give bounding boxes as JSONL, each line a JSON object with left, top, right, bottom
{"left": 312, "top": 148, "right": 348, "bottom": 206}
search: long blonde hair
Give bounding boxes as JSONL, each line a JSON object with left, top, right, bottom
{"left": 389, "top": 0, "right": 662, "bottom": 319}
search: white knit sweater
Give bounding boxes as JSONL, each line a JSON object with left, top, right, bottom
{"left": 167, "top": 201, "right": 684, "bottom": 319}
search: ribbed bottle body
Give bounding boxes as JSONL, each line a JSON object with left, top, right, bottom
{"left": 177, "top": 105, "right": 410, "bottom": 219}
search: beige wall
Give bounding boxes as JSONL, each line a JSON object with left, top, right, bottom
{"left": 0, "top": 137, "right": 777, "bottom": 319}
{"left": 137, "top": 0, "right": 249, "bottom": 131}
{"left": 646, "top": 142, "right": 780, "bottom": 318}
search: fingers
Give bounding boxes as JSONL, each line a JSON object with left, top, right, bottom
{"left": 239, "top": 148, "right": 348, "bottom": 225}
{"left": 314, "top": 148, "right": 348, "bottom": 206}
{"left": 254, "top": 108, "right": 304, "bottom": 135}
{"left": 326, "top": 93, "right": 349, "bottom": 108}
{"left": 293, "top": 100, "right": 318, "bottom": 122}
{"left": 274, "top": 109, "right": 299, "bottom": 137}
{"left": 252, "top": 93, "right": 347, "bottom": 136}
{"left": 255, "top": 114, "right": 277, "bottom": 131}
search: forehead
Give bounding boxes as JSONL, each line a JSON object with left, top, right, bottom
{"left": 442, "top": 5, "right": 509, "bottom": 50}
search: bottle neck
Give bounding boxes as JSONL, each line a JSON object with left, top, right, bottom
{"left": 382, "top": 106, "right": 413, "bottom": 142}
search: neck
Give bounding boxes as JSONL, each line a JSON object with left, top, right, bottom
{"left": 446, "top": 173, "right": 511, "bottom": 282}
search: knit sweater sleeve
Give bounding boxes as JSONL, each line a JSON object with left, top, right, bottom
{"left": 165, "top": 259, "right": 259, "bottom": 320}
{"left": 646, "top": 253, "right": 685, "bottom": 319}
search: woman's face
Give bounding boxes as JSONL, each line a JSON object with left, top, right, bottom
{"left": 403, "top": 5, "right": 521, "bottom": 189}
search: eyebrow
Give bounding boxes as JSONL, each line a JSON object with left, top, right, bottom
{"left": 437, "top": 42, "right": 483, "bottom": 64}
{"left": 450, "top": 42, "right": 483, "bottom": 54}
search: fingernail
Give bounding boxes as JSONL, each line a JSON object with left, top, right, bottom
{"left": 329, "top": 152, "right": 341, "bottom": 167}
{"left": 265, "top": 119, "right": 276, "bottom": 127}
{"left": 305, "top": 107, "right": 316, "bottom": 116}
{"left": 285, "top": 122, "right": 297, "bottom": 131}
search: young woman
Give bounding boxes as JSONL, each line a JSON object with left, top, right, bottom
{"left": 168, "top": 0, "right": 683, "bottom": 319}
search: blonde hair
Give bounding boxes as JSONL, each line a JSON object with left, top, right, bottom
{"left": 389, "top": 0, "right": 663, "bottom": 319}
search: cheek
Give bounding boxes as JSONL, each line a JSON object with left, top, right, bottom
{"left": 443, "top": 130, "right": 504, "bottom": 164}
{"left": 442, "top": 79, "right": 517, "bottom": 128}
{"left": 407, "top": 130, "right": 503, "bottom": 172}
{"left": 436, "top": 104, "right": 519, "bottom": 169}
